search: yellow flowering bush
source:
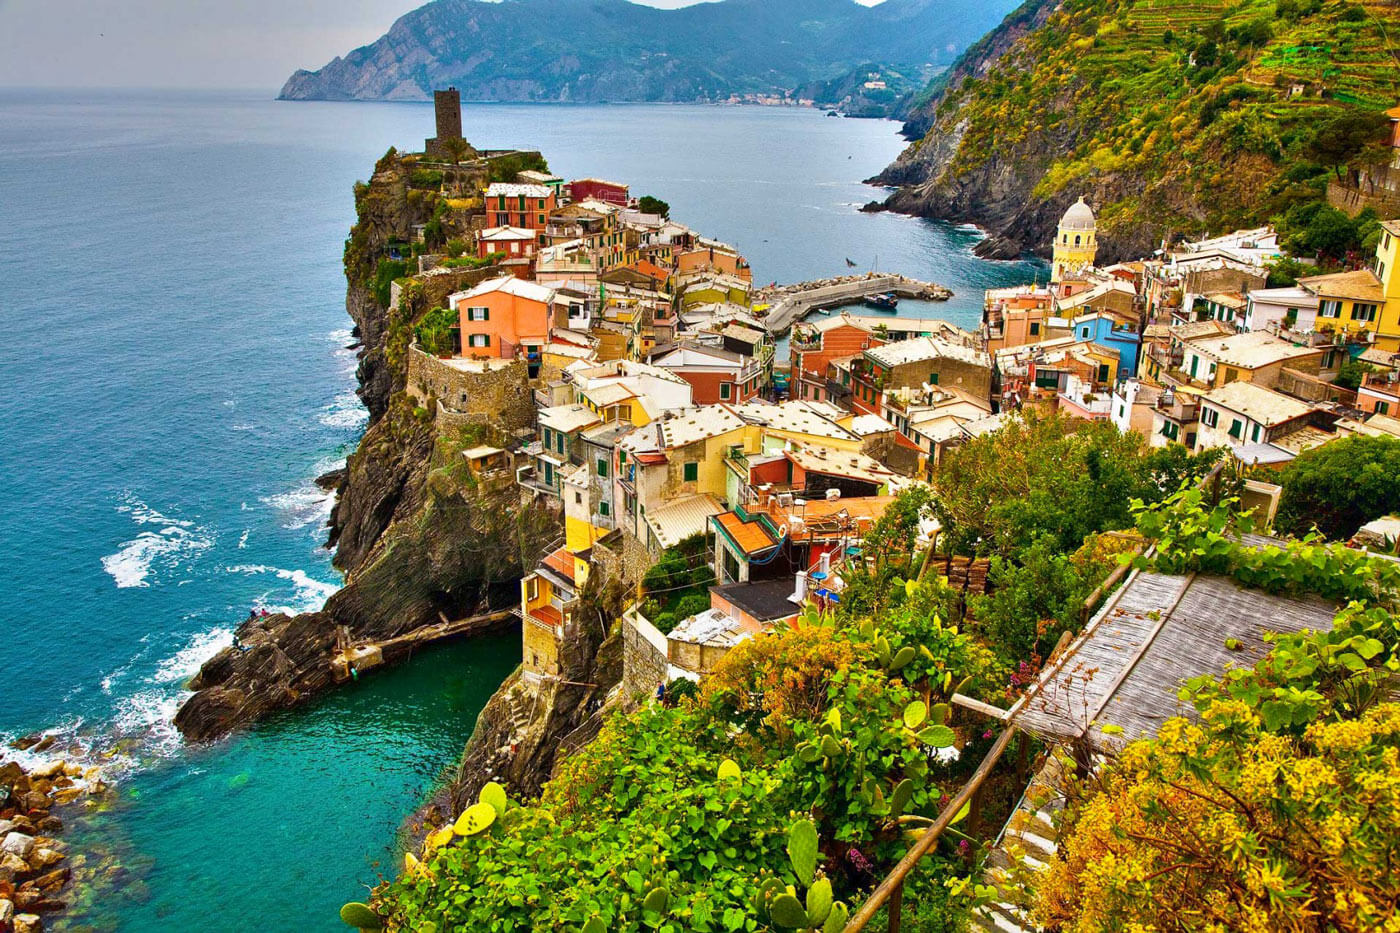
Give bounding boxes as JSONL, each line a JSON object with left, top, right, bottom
{"left": 1036, "top": 700, "right": 1400, "bottom": 933}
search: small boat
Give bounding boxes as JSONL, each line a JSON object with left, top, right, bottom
{"left": 864, "top": 292, "right": 898, "bottom": 311}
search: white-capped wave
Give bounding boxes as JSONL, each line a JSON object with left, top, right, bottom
{"left": 320, "top": 389, "right": 368, "bottom": 429}
{"left": 150, "top": 626, "right": 233, "bottom": 684}
{"left": 101, "top": 494, "right": 213, "bottom": 589}
{"left": 227, "top": 564, "right": 339, "bottom": 615}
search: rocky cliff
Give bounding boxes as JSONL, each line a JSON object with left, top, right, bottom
{"left": 278, "top": 0, "right": 1018, "bottom": 103}
{"left": 871, "top": 0, "right": 1400, "bottom": 262}
{"left": 175, "top": 151, "right": 559, "bottom": 742}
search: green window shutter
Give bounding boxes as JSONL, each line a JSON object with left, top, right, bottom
{"left": 683, "top": 461, "right": 698, "bottom": 482}
{"left": 928, "top": 372, "right": 939, "bottom": 385}
{"left": 599, "top": 501, "right": 609, "bottom": 516}
{"left": 597, "top": 458, "right": 608, "bottom": 478}
{"left": 720, "top": 382, "right": 732, "bottom": 400}
{"left": 1251, "top": 424, "right": 1261, "bottom": 442}
{"left": 1097, "top": 364, "right": 1110, "bottom": 383}
{"left": 1229, "top": 419, "right": 1243, "bottom": 439}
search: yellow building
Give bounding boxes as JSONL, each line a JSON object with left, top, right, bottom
{"left": 1298, "top": 268, "right": 1386, "bottom": 346}
{"left": 1052, "top": 197, "right": 1098, "bottom": 285}
{"left": 1374, "top": 220, "right": 1400, "bottom": 352}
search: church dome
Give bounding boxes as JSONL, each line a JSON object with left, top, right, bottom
{"left": 1059, "top": 196, "right": 1096, "bottom": 232}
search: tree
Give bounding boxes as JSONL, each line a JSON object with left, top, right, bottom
{"left": 439, "top": 136, "right": 475, "bottom": 166}
{"left": 931, "top": 411, "right": 1194, "bottom": 557}
{"left": 1275, "top": 435, "right": 1400, "bottom": 540}
{"left": 638, "top": 195, "right": 671, "bottom": 218}
{"left": 968, "top": 534, "right": 1103, "bottom": 662}
{"left": 1333, "top": 357, "right": 1375, "bottom": 390}
{"left": 1303, "top": 109, "right": 1392, "bottom": 181}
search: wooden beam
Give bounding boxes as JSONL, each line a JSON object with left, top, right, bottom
{"left": 950, "top": 693, "right": 1009, "bottom": 721}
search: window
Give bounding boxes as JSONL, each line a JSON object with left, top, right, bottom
{"left": 1029, "top": 322, "right": 1040, "bottom": 336}
{"left": 928, "top": 372, "right": 940, "bottom": 386}
{"left": 467, "top": 306, "right": 490, "bottom": 321}
{"left": 555, "top": 433, "right": 565, "bottom": 455}
{"left": 1251, "top": 424, "right": 1261, "bottom": 443}
{"left": 1096, "top": 364, "right": 1110, "bottom": 383}
{"left": 1377, "top": 401, "right": 1391, "bottom": 415}
{"left": 1320, "top": 299, "right": 1342, "bottom": 318}
{"left": 596, "top": 457, "right": 608, "bottom": 478}
{"left": 574, "top": 492, "right": 582, "bottom": 505}
{"left": 683, "top": 461, "right": 699, "bottom": 482}
{"left": 1223, "top": 367, "right": 1239, "bottom": 384}
{"left": 618, "top": 450, "right": 627, "bottom": 465}
{"left": 1354, "top": 303, "right": 1378, "bottom": 323}
{"left": 1202, "top": 407, "right": 1219, "bottom": 428}
{"left": 599, "top": 501, "right": 610, "bottom": 516}
{"left": 719, "top": 382, "right": 732, "bottom": 400}
{"left": 1074, "top": 235, "right": 1082, "bottom": 246}
{"left": 1081, "top": 327, "right": 1090, "bottom": 338}
{"left": 1322, "top": 350, "right": 1337, "bottom": 368}
{"left": 468, "top": 334, "right": 490, "bottom": 348}
{"left": 1228, "top": 418, "right": 1243, "bottom": 439}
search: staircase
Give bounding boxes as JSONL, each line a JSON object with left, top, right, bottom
{"left": 970, "top": 753, "right": 1071, "bottom": 932}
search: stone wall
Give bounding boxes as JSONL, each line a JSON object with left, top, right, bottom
{"left": 406, "top": 348, "right": 536, "bottom": 431}
{"left": 591, "top": 528, "right": 653, "bottom": 588}
{"left": 620, "top": 610, "right": 668, "bottom": 699}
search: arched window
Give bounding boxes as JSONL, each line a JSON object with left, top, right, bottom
{"left": 1074, "top": 235, "right": 1082, "bottom": 247}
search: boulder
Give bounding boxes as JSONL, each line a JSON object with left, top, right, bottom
{"left": 0, "top": 837, "right": 33, "bottom": 861}
{"left": 0, "top": 897, "right": 12, "bottom": 923}
{"left": 13, "top": 912, "right": 41, "bottom": 933}
{"left": 26, "top": 852, "right": 60, "bottom": 872}
{"left": 24, "top": 765, "right": 60, "bottom": 784}
{"left": 0, "top": 853, "right": 26, "bottom": 884}
{"left": 30, "top": 870, "right": 65, "bottom": 895}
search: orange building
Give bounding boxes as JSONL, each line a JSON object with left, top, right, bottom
{"left": 485, "top": 183, "right": 557, "bottom": 232}
{"left": 451, "top": 276, "right": 555, "bottom": 360}
{"left": 789, "top": 316, "right": 884, "bottom": 402}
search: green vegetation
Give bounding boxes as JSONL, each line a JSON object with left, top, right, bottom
{"left": 638, "top": 195, "right": 671, "bottom": 218}
{"left": 487, "top": 151, "right": 550, "bottom": 184}
{"left": 921, "top": 0, "right": 1400, "bottom": 245}
{"left": 371, "top": 258, "right": 409, "bottom": 309}
{"left": 640, "top": 534, "right": 716, "bottom": 634}
{"left": 1275, "top": 435, "right": 1400, "bottom": 540}
{"left": 1037, "top": 488, "right": 1400, "bottom": 932}
{"left": 1276, "top": 200, "right": 1386, "bottom": 261}
{"left": 414, "top": 306, "right": 458, "bottom": 358}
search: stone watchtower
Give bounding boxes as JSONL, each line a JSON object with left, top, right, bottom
{"left": 425, "top": 87, "right": 476, "bottom": 160}
{"left": 1051, "top": 196, "right": 1098, "bottom": 285}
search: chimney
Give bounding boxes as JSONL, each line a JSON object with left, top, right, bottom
{"left": 792, "top": 570, "right": 808, "bottom": 604}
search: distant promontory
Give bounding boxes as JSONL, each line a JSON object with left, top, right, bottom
{"left": 278, "top": 0, "right": 1017, "bottom": 106}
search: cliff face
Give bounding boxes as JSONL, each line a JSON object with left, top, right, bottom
{"left": 278, "top": 0, "right": 1018, "bottom": 103}
{"left": 175, "top": 152, "right": 560, "bottom": 742}
{"left": 872, "top": 0, "right": 1400, "bottom": 262}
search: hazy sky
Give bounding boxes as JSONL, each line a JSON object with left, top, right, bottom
{"left": 0, "top": 0, "right": 883, "bottom": 90}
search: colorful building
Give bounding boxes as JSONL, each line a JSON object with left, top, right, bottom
{"left": 567, "top": 177, "right": 630, "bottom": 206}
{"left": 1297, "top": 268, "right": 1385, "bottom": 342}
{"left": 1051, "top": 197, "right": 1098, "bottom": 284}
{"left": 485, "top": 183, "right": 556, "bottom": 232}
{"left": 451, "top": 276, "right": 554, "bottom": 360}
{"left": 1372, "top": 220, "right": 1400, "bottom": 352}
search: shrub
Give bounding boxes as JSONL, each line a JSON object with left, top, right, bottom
{"left": 1275, "top": 436, "right": 1400, "bottom": 540}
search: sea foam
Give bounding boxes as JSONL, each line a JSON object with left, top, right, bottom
{"left": 101, "top": 494, "right": 213, "bottom": 589}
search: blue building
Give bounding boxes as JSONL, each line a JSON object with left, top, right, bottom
{"left": 1070, "top": 311, "right": 1142, "bottom": 380}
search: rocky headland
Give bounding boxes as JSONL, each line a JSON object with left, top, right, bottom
{"left": 175, "top": 149, "right": 560, "bottom": 743}
{"left": 868, "top": 0, "right": 1400, "bottom": 262}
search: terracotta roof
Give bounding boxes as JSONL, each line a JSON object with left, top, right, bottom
{"left": 528, "top": 604, "right": 563, "bottom": 629}
{"left": 714, "top": 511, "right": 779, "bottom": 556}
{"left": 541, "top": 547, "right": 576, "bottom": 584}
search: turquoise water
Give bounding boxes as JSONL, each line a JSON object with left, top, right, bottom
{"left": 0, "top": 90, "right": 1038, "bottom": 931}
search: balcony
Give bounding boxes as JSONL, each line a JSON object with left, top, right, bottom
{"left": 516, "top": 466, "right": 560, "bottom": 498}
{"left": 1154, "top": 392, "right": 1198, "bottom": 423}
{"left": 1361, "top": 372, "right": 1400, "bottom": 397}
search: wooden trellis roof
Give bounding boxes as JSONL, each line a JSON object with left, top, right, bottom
{"left": 1012, "top": 567, "right": 1339, "bottom": 752}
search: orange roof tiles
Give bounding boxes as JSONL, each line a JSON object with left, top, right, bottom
{"left": 714, "top": 511, "right": 778, "bottom": 556}
{"left": 529, "top": 605, "right": 563, "bottom": 629}
{"left": 542, "top": 547, "right": 576, "bottom": 583}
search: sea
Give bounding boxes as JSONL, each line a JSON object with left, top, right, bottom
{"left": 0, "top": 89, "right": 1041, "bottom": 931}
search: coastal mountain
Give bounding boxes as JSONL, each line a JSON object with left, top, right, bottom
{"left": 278, "top": 0, "right": 1018, "bottom": 103}
{"left": 873, "top": 0, "right": 1400, "bottom": 261}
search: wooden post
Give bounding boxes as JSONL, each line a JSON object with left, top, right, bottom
{"left": 886, "top": 881, "right": 903, "bottom": 933}
{"left": 844, "top": 726, "right": 1018, "bottom": 932}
